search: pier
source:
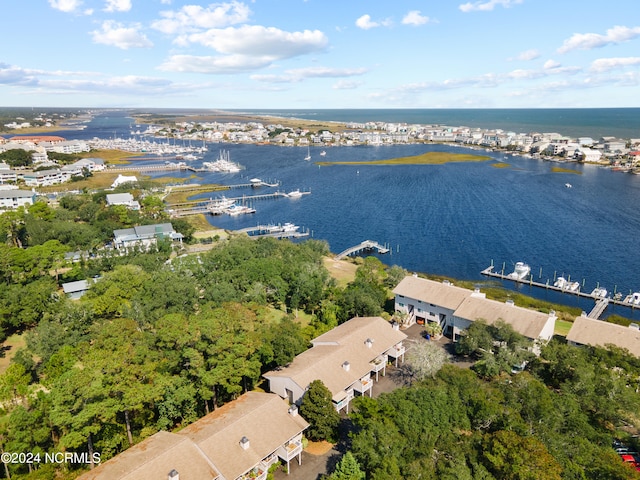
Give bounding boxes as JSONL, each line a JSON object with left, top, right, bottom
{"left": 336, "top": 240, "right": 390, "bottom": 260}
{"left": 237, "top": 224, "right": 310, "bottom": 239}
{"left": 166, "top": 192, "right": 288, "bottom": 217}
{"left": 481, "top": 264, "right": 637, "bottom": 319}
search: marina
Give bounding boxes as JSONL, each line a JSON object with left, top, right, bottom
{"left": 481, "top": 263, "right": 640, "bottom": 319}
{"left": 238, "top": 223, "right": 310, "bottom": 239}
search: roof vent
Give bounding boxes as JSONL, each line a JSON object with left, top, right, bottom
{"left": 442, "top": 280, "right": 451, "bottom": 286}
{"left": 342, "top": 361, "right": 350, "bottom": 372}
{"left": 168, "top": 470, "right": 179, "bottom": 480}
{"left": 240, "top": 436, "right": 250, "bottom": 450}
{"left": 288, "top": 405, "right": 298, "bottom": 417}
{"left": 365, "top": 338, "right": 374, "bottom": 348}
{"left": 630, "top": 323, "right": 640, "bottom": 330}
{"left": 505, "top": 299, "right": 514, "bottom": 306}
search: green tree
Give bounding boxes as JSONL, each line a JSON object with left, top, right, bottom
{"left": 299, "top": 379, "right": 341, "bottom": 442}
{"left": 329, "top": 452, "right": 366, "bottom": 480}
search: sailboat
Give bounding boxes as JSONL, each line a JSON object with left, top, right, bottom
{"left": 304, "top": 145, "right": 311, "bottom": 161}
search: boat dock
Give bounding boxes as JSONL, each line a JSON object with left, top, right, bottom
{"left": 336, "top": 240, "right": 390, "bottom": 260}
{"left": 166, "top": 192, "right": 289, "bottom": 217}
{"left": 481, "top": 264, "right": 638, "bottom": 319}
{"left": 237, "top": 224, "right": 310, "bottom": 239}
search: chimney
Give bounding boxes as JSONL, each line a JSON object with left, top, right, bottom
{"left": 288, "top": 405, "right": 298, "bottom": 417}
{"left": 365, "top": 338, "right": 374, "bottom": 348}
{"left": 168, "top": 470, "right": 179, "bottom": 480}
{"left": 240, "top": 436, "right": 250, "bottom": 450}
{"left": 342, "top": 361, "right": 350, "bottom": 372}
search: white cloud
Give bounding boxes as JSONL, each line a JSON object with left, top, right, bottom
{"left": 543, "top": 59, "right": 561, "bottom": 69}
{"left": 333, "top": 80, "right": 363, "bottom": 90}
{"left": 152, "top": 1, "right": 251, "bottom": 35}
{"left": 284, "top": 66, "right": 368, "bottom": 79}
{"left": 91, "top": 21, "right": 153, "bottom": 49}
{"left": 104, "top": 0, "right": 132, "bottom": 12}
{"left": 513, "top": 49, "right": 540, "bottom": 61}
{"left": 459, "top": 0, "right": 523, "bottom": 13}
{"left": 48, "top": 0, "right": 83, "bottom": 13}
{"left": 159, "top": 54, "right": 274, "bottom": 74}
{"left": 402, "top": 10, "right": 430, "bottom": 26}
{"left": 590, "top": 57, "right": 640, "bottom": 73}
{"left": 355, "top": 14, "right": 379, "bottom": 30}
{"left": 558, "top": 26, "right": 640, "bottom": 54}
{"left": 185, "top": 25, "right": 328, "bottom": 59}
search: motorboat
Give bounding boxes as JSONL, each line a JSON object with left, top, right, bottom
{"left": 202, "top": 150, "right": 242, "bottom": 172}
{"left": 287, "top": 189, "right": 303, "bottom": 198}
{"left": 554, "top": 277, "right": 567, "bottom": 289}
{"left": 225, "top": 204, "right": 256, "bottom": 216}
{"left": 320, "top": 150, "right": 327, "bottom": 157}
{"left": 507, "top": 262, "right": 531, "bottom": 280}
{"left": 207, "top": 196, "right": 235, "bottom": 215}
{"left": 282, "top": 222, "right": 300, "bottom": 232}
{"left": 565, "top": 183, "right": 572, "bottom": 188}
{"left": 590, "top": 287, "right": 608, "bottom": 298}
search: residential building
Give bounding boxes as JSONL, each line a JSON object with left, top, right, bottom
{"left": 77, "top": 430, "right": 221, "bottom": 480}
{"left": 61, "top": 280, "right": 91, "bottom": 300}
{"left": 0, "top": 164, "right": 18, "bottom": 185}
{"left": 78, "top": 392, "right": 308, "bottom": 480}
{"left": 264, "top": 316, "right": 407, "bottom": 413}
{"left": 106, "top": 193, "right": 141, "bottom": 210}
{"left": 113, "top": 223, "right": 183, "bottom": 250}
{"left": 111, "top": 174, "right": 138, "bottom": 188}
{"left": 23, "top": 169, "right": 65, "bottom": 187}
{"left": 566, "top": 315, "right": 640, "bottom": 357}
{"left": 0, "top": 189, "right": 36, "bottom": 210}
{"left": 393, "top": 276, "right": 556, "bottom": 347}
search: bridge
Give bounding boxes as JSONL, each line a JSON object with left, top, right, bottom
{"left": 336, "top": 240, "right": 390, "bottom": 260}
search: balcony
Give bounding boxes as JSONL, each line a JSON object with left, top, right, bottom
{"left": 277, "top": 438, "right": 303, "bottom": 462}
{"left": 385, "top": 343, "right": 406, "bottom": 366}
{"left": 238, "top": 463, "right": 267, "bottom": 480}
{"left": 333, "top": 389, "right": 355, "bottom": 412}
{"left": 353, "top": 376, "right": 373, "bottom": 396}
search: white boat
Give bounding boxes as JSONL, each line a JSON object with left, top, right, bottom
{"left": 182, "top": 153, "right": 200, "bottom": 161}
{"left": 304, "top": 146, "right": 311, "bottom": 161}
{"left": 590, "top": 287, "right": 608, "bottom": 298}
{"left": 320, "top": 150, "right": 327, "bottom": 157}
{"left": 225, "top": 204, "right": 256, "bottom": 216}
{"left": 565, "top": 183, "right": 572, "bottom": 188}
{"left": 554, "top": 276, "right": 579, "bottom": 292}
{"left": 202, "top": 150, "right": 242, "bottom": 173}
{"left": 207, "top": 196, "right": 235, "bottom": 215}
{"left": 286, "top": 189, "right": 303, "bottom": 198}
{"left": 282, "top": 222, "right": 300, "bottom": 232}
{"left": 554, "top": 277, "right": 567, "bottom": 289}
{"left": 507, "top": 262, "right": 531, "bottom": 280}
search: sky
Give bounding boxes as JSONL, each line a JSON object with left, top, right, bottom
{"left": 1, "top": 0, "right": 639, "bottom": 109}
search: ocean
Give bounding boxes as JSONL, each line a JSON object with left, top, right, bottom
{"left": 9, "top": 109, "right": 640, "bottom": 319}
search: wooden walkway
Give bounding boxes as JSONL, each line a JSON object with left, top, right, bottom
{"left": 481, "top": 264, "right": 637, "bottom": 319}
{"left": 335, "top": 240, "right": 390, "bottom": 260}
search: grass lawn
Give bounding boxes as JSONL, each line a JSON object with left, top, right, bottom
{"left": 555, "top": 319, "right": 573, "bottom": 337}
{"left": 0, "top": 333, "right": 27, "bottom": 374}
{"left": 323, "top": 257, "right": 358, "bottom": 287}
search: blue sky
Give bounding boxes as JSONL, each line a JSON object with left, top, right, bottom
{"left": 1, "top": 0, "right": 639, "bottom": 109}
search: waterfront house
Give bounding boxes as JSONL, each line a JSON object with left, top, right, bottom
{"left": 393, "top": 275, "right": 556, "bottom": 347}
{"left": 113, "top": 223, "right": 183, "bottom": 251}
{"left": 0, "top": 189, "right": 36, "bottom": 210}
{"left": 566, "top": 315, "right": 640, "bottom": 357}
{"left": 264, "top": 316, "right": 407, "bottom": 413}
{"left": 78, "top": 392, "right": 308, "bottom": 480}
{"left": 0, "top": 165, "right": 18, "bottom": 185}
{"left": 23, "top": 169, "right": 65, "bottom": 187}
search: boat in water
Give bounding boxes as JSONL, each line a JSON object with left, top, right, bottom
{"left": 207, "top": 196, "right": 235, "bottom": 215}
{"left": 304, "top": 146, "right": 311, "bottom": 161}
{"left": 565, "top": 183, "right": 572, "bottom": 188}
{"left": 286, "top": 189, "right": 303, "bottom": 198}
{"left": 554, "top": 276, "right": 580, "bottom": 292}
{"left": 507, "top": 262, "right": 531, "bottom": 280}
{"left": 590, "top": 287, "right": 608, "bottom": 298}
{"left": 320, "top": 150, "right": 327, "bottom": 157}
{"left": 202, "top": 150, "right": 242, "bottom": 173}
{"left": 225, "top": 204, "right": 256, "bottom": 216}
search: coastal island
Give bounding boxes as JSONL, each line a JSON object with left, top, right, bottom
{"left": 316, "top": 151, "right": 492, "bottom": 167}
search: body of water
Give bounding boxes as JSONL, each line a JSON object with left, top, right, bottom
{"left": 21, "top": 110, "right": 640, "bottom": 319}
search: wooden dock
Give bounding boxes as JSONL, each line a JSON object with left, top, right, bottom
{"left": 481, "top": 264, "right": 638, "bottom": 318}
{"left": 336, "top": 240, "right": 390, "bottom": 260}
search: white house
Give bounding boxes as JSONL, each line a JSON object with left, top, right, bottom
{"left": 106, "top": 192, "right": 141, "bottom": 210}
{"left": 264, "top": 316, "right": 407, "bottom": 413}
{"left": 566, "top": 315, "right": 640, "bottom": 357}
{"left": 111, "top": 174, "right": 138, "bottom": 188}
{"left": 0, "top": 189, "right": 36, "bottom": 210}
{"left": 23, "top": 169, "right": 65, "bottom": 187}
{"left": 78, "top": 392, "right": 309, "bottom": 480}
{"left": 113, "top": 223, "right": 183, "bottom": 251}
{"left": 393, "top": 276, "right": 556, "bottom": 347}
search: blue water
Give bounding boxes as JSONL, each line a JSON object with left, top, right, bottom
{"left": 20, "top": 110, "right": 640, "bottom": 318}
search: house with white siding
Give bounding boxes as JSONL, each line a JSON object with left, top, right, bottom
{"left": 0, "top": 189, "right": 36, "bottom": 210}
{"left": 264, "top": 316, "right": 407, "bottom": 413}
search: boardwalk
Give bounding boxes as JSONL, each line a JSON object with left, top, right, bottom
{"left": 335, "top": 240, "right": 389, "bottom": 260}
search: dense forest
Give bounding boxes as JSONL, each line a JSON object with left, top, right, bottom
{"left": 0, "top": 191, "right": 639, "bottom": 479}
